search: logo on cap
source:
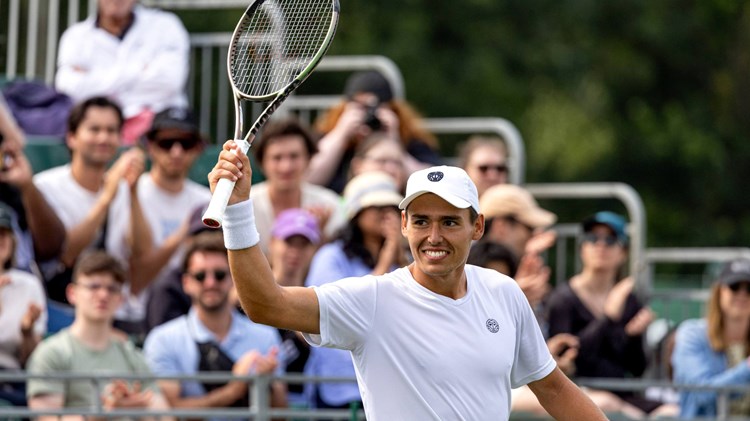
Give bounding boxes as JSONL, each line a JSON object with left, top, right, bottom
{"left": 427, "top": 171, "right": 444, "bottom": 182}
{"left": 486, "top": 318, "right": 499, "bottom": 333}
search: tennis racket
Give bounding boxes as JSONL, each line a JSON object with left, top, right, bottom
{"left": 202, "top": 0, "right": 340, "bottom": 228}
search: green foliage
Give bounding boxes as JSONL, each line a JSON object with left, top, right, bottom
{"left": 176, "top": 0, "right": 750, "bottom": 249}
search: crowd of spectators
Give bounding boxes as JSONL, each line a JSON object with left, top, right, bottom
{"left": 0, "top": 1, "right": 747, "bottom": 419}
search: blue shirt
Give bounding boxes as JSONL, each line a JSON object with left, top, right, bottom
{"left": 143, "top": 308, "right": 283, "bottom": 399}
{"left": 671, "top": 318, "right": 750, "bottom": 418}
{"left": 304, "top": 241, "right": 396, "bottom": 407}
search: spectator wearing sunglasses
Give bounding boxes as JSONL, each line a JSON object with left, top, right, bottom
{"left": 143, "top": 234, "right": 286, "bottom": 416}
{"left": 458, "top": 135, "right": 509, "bottom": 197}
{"left": 131, "top": 108, "right": 211, "bottom": 334}
{"left": 547, "top": 211, "right": 676, "bottom": 418}
{"left": 672, "top": 259, "right": 750, "bottom": 418}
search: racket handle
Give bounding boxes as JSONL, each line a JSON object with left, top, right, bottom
{"left": 202, "top": 139, "right": 251, "bottom": 228}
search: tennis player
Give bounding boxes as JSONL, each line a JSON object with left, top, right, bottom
{"left": 208, "top": 140, "right": 607, "bottom": 420}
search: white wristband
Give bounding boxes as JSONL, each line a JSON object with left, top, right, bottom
{"left": 222, "top": 200, "right": 260, "bottom": 250}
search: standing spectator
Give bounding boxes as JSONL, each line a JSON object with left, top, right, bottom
{"left": 55, "top": 0, "right": 190, "bottom": 144}
{"left": 304, "top": 171, "right": 406, "bottom": 410}
{"left": 0, "top": 205, "right": 47, "bottom": 407}
{"left": 307, "top": 71, "right": 441, "bottom": 193}
{"left": 132, "top": 107, "right": 211, "bottom": 326}
{"left": 34, "top": 97, "right": 152, "bottom": 333}
{"left": 250, "top": 118, "right": 344, "bottom": 256}
{"left": 268, "top": 209, "right": 321, "bottom": 408}
{"left": 26, "top": 251, "right": 173, "bottom": 420}
{"left": 143, "top": 233, "right": 285, "bottom": 416}
{"left": 547, "top": 211, "right": 673, "bottom": 417}
{"left": 458, "top": 135, "right": 509, "bottom": 197}
{"left": 672, "top": 259, "right": 750, "bottom": 418}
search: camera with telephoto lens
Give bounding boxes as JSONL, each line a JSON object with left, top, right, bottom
{"left": 362, "top": 103, "right": 382, "bottom": 131}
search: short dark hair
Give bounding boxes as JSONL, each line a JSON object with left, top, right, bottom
{"left": 73, "top": 251, "right": 126, "bottom": 284}
{"left": 181, "top": 231, "right": 227, "bottom": 274}
{"left": 67, "top": 96, "right": 124, "bottom": 135}
{"left": 252, "top": 117, "right": 317, "bottom": 164}
{"left": 467, "top": 240, "right": 519, "bottom": 277}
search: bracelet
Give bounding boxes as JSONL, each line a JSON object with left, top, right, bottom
{"left": 222, "top": 200, "right": 261, "bottom": 250}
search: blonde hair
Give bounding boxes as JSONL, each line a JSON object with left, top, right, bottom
{"left": 706, "top": 283, "right": 750, "bottom": 352}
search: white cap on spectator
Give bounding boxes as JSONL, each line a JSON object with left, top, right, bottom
{"left": 399, "top": 166, "right": 479, "bottom": 213}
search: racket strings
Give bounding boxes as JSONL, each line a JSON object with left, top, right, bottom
{"left": 230, "top": 0, "right": 333, "bottom": 98}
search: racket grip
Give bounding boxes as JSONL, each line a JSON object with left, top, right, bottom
{"left": 202, "top": 139, "right": 251, "bottom": 228}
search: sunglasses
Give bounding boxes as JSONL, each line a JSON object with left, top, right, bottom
{"left": 583, "top": 233, "right": 621, "bottom": 247}
{"left": 74, "top": 282, "right": 122, "bottom": 295}
{"left": 728, "top": 282, "right": 750, "bottom": 294}
{"left": 154, "top": 137, "right": 201, "bottom": 151}
{"left": 477, "top": 164, "right": 508, "bottom": 174}
{"left": 189, "top": 269, "right": 229, "bottom": 283}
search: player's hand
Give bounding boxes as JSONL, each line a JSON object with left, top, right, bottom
{"left": 625, "top": 307, "right": 654, "bottom": 337}
{"left": 604, "top": 277, "right": 635, "bottom": 322}
{"left": 208, "top": 140, "right": 252, "bottom": 206}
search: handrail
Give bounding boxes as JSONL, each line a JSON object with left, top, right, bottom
{"left": 525, "top": 182, "right": 647, "bottom": 293}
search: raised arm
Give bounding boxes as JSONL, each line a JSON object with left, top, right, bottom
{"left": 528, "top": 368, "right": 608, "bottom": 420}
{"left": 208, "top": 141, "right": 320, "bottom": 333}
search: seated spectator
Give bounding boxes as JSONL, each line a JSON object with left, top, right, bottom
{"left": 547, "top": 211, "right": 674, "bottom": 417}
{"left": 55, "top": 0, "right": 190, "bottom": 144}
{"left": 458, "top": 135, "right": 509, "bottom": 197}
{"left": 0, "top": 94, "right": 66, "bottom": 272}
{"left": 131, "top": 108, "right": 211, "bottom": 323}
{"left": 34, "top": 97, "right": 151, "bottom": 334}
{"left": 144, "top": 204, "right": 213, "bottom": 332}
{"left": 479, "top": 184, "right": 556, "bottom": 309}
{"left": 467, "top": 240, "right": 519, "bottom": 277}
{"left": 0, "top": 205, "right": 47, "bottom": 407}
{"left": 349, "top": 132, "right": 407, "bottom": 193}
{"left": 672, "top": 258, "right": 750, "bottom": 418}
{"left": 143, "top": 233, "right": 286, "bottom": 414}
{"left": 26, "top": 251, "right": 173, "bottom": 420}
{"left": 250, "top": 117, "right": 344, "bottom": 256}
{"left": 307, "top": 70, "right": 441, "bottom": 193}
{"left": 269, "top": 209, "right": 321, "bottom": 407}
{"left": 305, "top": 171, "right": 405, "bottom": 409}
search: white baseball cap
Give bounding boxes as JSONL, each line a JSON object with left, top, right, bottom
{"left": 399, "top": 166, "right": 480, "bottom": 213}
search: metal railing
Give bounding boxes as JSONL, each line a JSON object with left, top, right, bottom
{"left": 2, "top": 371, "right": 750, "bottom": 421}
{"left": 525, "top": 182, "right": 647, "bottom": 292}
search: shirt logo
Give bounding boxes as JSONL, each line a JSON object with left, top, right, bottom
{"left": 486, "top": 318, "right": 499, "bottom": 333}
{"left": 427, "top": 171, "right": 444, "bottom": 182}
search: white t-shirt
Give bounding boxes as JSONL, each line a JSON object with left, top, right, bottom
{"left": 34, "top": 165, "right": 131, "bottom": 265}
{"left": 137, "top": 173, "right": 211, "bottom": 273}
{"left": 55, "top": 5, "right": 189, "bottom": 118}
{"left": 304, "top": 265, "right": 555, "bottom": 421}
{"left": 250, "top": 181, "right": 344, "bottom": 255}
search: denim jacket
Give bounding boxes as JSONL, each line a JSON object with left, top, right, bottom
{"left": 671, "top": 318, "right": 750, "bottom": 418}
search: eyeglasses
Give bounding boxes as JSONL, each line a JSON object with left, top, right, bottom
{"left": 74, "top": 282, "right": 122, "bottom": 295}
{"left": 189, "top": 269, "right": 229, "bottom": 283}
{"left": 583, "top": 233, "right": 621, "bottom": 247}
{"left": 477, "top": 164, "right": 508, "bottom": 174}
{"left": 728, "top": 282, "right": 750, "bottom": 294}
{"left": 154, "top": 137, "right": 201, "bottom": 151}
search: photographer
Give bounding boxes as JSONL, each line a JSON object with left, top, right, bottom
{"left": 306, "top": 71, "right": 442, "bottom": 193}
